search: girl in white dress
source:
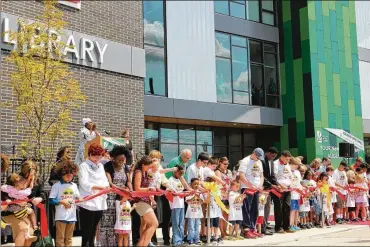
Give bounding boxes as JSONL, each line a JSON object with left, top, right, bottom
{"left": 74, "top": 118, "right": 99, "bottom": 165}
{"left": 114, "top": 198, "right": 136, "bottom": 247}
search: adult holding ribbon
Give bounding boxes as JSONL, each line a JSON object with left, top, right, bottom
{"left": 272, "top": 150, "right": 293, "bottom": 233}
{"left": 132, "top": 155, "right": 158, "bottom": 247}
{"left": 78, "top": 143, "right": 110, "bottom": 247}
{"left": 1, "top": 160, "right": 46, "bottom": 247}
{"left": 238, "top": 148, "right": 264, "bottom": 239}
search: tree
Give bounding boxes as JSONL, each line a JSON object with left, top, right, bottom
{"left": 4, "top": 0, "right": 86, "bottom": 166}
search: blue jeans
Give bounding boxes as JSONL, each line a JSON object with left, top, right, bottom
{"left": 171, "top": 208, "right": 185, "bottom": 245}
{"left": 241, "top": 189, "right": 259, "bottom": 231}
{"left": 187, "top": 218, "right": 200, "bottom": 244}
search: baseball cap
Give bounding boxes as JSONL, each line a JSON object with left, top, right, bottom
{"left": 253, "top": 148, "right": 265, "bottom": 161}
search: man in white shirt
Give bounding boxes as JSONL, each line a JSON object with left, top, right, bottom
{"left": 238, "top": 148, "right": 264, "bottom": 239}
{"left": 186, "top": 152, "right": 210, "bottom": 184}
{"left": 319, "top": 157, "right": 331, "bottom": 173}
{"left": 333, "top": 161, "right": 348, "bottom": 223}
{"left": 272, "top": 150, "right": 293, "bottom": 233}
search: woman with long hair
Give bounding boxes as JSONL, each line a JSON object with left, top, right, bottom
{"left": 133, "top": 155, "right": 158, "bottom": 247}
{"left": 1, "top": 160, "right": 46, "bottom": 247}
{"left": 214, "top": 157, "right": 232, "bottom": 240}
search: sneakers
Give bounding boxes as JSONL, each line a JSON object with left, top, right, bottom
{"left": 301, "top": 224, "right": 308, "bottom": 229}
{"left": 195, "top": 241, "right": 203, "bottom": 246}
{"left": 276, "top": 229, "right": 286, "bottom": 234}
{"left": 253, "top": 231, "right": 264, "bottom": 238}
{"left": 292, "top": 226, "right": 301, "bottom": 231}
{"left": 148, "top": 242, "right": 156, "bottom": 247}
{"left": 286, "top": 226, "right": 295, "bottom": 233}
{"left": 228, "top": 236, "right": 236, "bottom": 241}
{"left": 235, "top": 235, "right": 244, "bottom": 240}
{"left": 210, "top": 236, "right": 217, "bottom": 243}
{"left": 217, "top": 237, "right": 223, "bottom": 244}
{"left": 245, "top": 231, "right": 258, "bottom": 239}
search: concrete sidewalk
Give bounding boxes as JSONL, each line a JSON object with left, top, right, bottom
{"left": 2, "top": 224, "right": 368, "bottom": 246}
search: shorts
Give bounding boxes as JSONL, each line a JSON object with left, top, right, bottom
{"left": 356, "top": 202, "right": 365, "bottom": 207}
{"left": 135, "top": 202, "right": 154, "bottom": 216}
{"left": 256, "top": 216, "right": 264, "bottom": 224}
{"left": 205, "top": 217, "right": 220, "bottom": 228}
{"left": 291, "top": 200, "right": 299, "bottom": 211}
{"left": 221, "top": 200, "right": 229, "bottom": 207}
{"left": 299, "top": 211, "right": 308, "bottom": 217}
{"left": 336, "top": 196, "right": 347, "bottom": 209}
{"left": 348, "top": 207, "right": 356, "bottom": 212}
{"left": 115, "top": 229, "right": 131, "bottom": 234}
{"left": 229, "top": 220, "right": 242, "bottom": 225}
{"left": 309, "top": 199, "right": 314, "bottom": 207}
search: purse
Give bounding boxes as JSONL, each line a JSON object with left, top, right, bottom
{"left": 31, "top": 229, "right": 54, "bottom": 247}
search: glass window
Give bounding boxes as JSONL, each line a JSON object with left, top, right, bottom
{"left": 262, "top": 0, "right": 274, "bottom": 11}
{"left": 232, "top": 46, "right": 249, "bottom": 92}
{"left": 179, "top": 126, "right": 195, "bottom": 144}
{"left": 229, "top": 146, "right": 242, "bottom": 167}
{"left": 265, "top": 67, "right": 277, "bottom": 94}
{"left": 215, "top": 33, "right": 231, "bottom": 58}
{"left": 144, "top": 45, "right": 166, "bottom": 96}
{"left": 229, "top": 129, "right": 242, "bottom": 146}
{"left": 214, "top": 146, "right": 228, "bottom": 158}
{"left": 250, "top": 40, "right": 262, "bottom": 63}
{"left": 143, "top": 1, "right": 165, "bottom": 47}
{"left": 160, "top": 124, "right": 178, "bottom": 143}
{"left": 251, "top": 64, "right": 263, "bottom": 105}
{"left": 197, "top": 145, "right": 213, "bottom": 157}
{"left": 247, "top": 0, "right": 260, "bottom": 22}
{"left": 262, "top": 12, "right": 275, "bottom": 25}
{"left": 196, "top": 127, "right": 213, "bottom": 145}
{"left": 231, "top": 36, "right": 247, "bottom": 47}
{"left": 179, "top": 145, "right": 196, "bottom": 164}
{"left": 161, "top": 143, "right": 179, "bottom": 168}
{"left": 243, "top": 131, "right": 256, "bottom": 147}
{"left": 216, "top": 58, "right": 232, "bottom": 103}
{"left": 233, "top": 91, "right": 250, "bottom": 104}
{"left": 214, "top": 0, "right": 229, "bottom": 15}
{"left": 264, "top": 53, "right": 277, "bottom": 67}
{"left": 264, "top": 43, "right": 277, "bottom": 53}
{"left": 230, "top": 1, "right": 246, "bottom": 19}
{"left": 243, "top": 147, "right": 254, "bottom": 157}
{"left": 144, "top": 123, "right": 159, "bottom": 155}
{"left": 214, "top": 128, "right": 227, "bottom": 145}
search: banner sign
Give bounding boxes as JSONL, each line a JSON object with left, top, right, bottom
{"left": 324, "top": 128, "right": 364, "bottom": 150}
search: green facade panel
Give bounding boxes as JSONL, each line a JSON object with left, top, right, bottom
{"left": 279, "top": 0, "right": 364, "bottom": 166}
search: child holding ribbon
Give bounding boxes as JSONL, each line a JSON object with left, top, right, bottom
{"left": 228, "top": 180, "right": 245, "bottom": 240}
{"left": 49, "top": 160, "right": 82, "bottom": 247}
{"left": 114, "top": 197, "right": 136, "bottom": 247}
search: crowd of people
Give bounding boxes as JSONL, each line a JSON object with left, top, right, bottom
{"left": 1, "top": 138, "right": 370, "bottom": 247}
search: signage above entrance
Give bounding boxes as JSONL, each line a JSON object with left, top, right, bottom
{"left": 0, "top": 12, "right": 145, "bottom": 77}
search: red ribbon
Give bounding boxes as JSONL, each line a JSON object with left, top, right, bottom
{"left": 330, "top": 187, "right": 345, "bottom": 200}
{"left": 243, "top": 188, "right": 282, "bottom": 198}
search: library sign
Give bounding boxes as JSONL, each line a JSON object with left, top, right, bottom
{"left": 0, "top": 12, "right": 145, "bottom": 77}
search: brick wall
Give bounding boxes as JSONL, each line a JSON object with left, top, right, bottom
{"left": 0, "top": 1, "right": 145, "bottom": 162}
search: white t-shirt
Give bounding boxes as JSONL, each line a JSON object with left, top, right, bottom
{"left": 186, "top": 163, "right": 204, "bottom": 184}
{"left": 328, "top": 175, "right": 337, "bottom": 203}
{"left": 291, "top": 169, "right": 302, "bottom": 200}
{"left": 274, "top": 160, "right": 292, "bottom": 187}
{"left": 185, "top": 194, "right": 204, "bottom": 219}
{"left": 167, "top": 177, "right": 185, "bottom": 209}
{"left": 347, "top": 190, "right": 356, "bottom": 207}
{"left": 258, "top": 203, "right": 265, "bottom": 217}
{"left": 333, "top": 169, "right": 348, "bottom": 195}
{"left": 228, "top": 191, "right": 243, "bottom": 221}
{"left": 148, "top": 170, "right": 162, "bottom": 189}
{"left": 203, "top": 167, "right": 215, "bottom": 181}
{"left": 299, "top": 197, "right": 310, "bottom": 212}
{"left": 355, "top": 182, "right": 368, "bottom": 203}
{"left": 114, "top": 200, "right": 132, "bottom": 231}
{"left": 238, "top": 156, "right": 263, "bottom": 188}
{"left": 49, "top": 181, "right": 80, "bottom": 222}
{"left": 208, "top": 194, "right": 221, "bottom": 218}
